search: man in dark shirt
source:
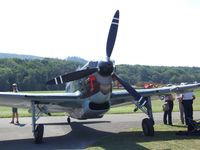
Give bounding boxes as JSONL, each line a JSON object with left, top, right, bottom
{"left": 163, "top": 94, "right": 174, "bottom": 125}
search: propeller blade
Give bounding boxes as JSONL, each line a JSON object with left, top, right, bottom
{"left": 112, "top": 73, "right": 147, "bottom": 106}
{"left": 106, "top": 10, "right": 119, "bottom": 58}
{"left": 47, "top": 68, "right": 98, "bottom": 85}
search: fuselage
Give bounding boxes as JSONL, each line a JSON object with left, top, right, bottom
{"left": 64, "top": 60, "right": 114, "bottom": 119}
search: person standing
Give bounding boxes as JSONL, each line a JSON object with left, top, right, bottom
{"left": 163, "top": 94, "right": 174, "bottom": 125}
{"left": 181, "top": 90, "right": 195, "bottom": 125}
{"left": 176, "top": 93, "right": 185, "bottom": 124}
{"left": 10, "top": 83, "right": 19, "bottom": 124}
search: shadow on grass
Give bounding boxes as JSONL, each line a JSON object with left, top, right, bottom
{"left": 171, "top": 124, "right": 186, "bottom": 128}
{"left": 89, "top": 127, "right": 200, "bottom": 150}
{"left": 0, "top": 121, "right": 199, "bottom": 150}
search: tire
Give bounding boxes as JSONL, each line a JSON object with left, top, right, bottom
{"left": 142, "top": 118, "right": 154, "bottom": 136}
{"left": 34, "top": 124, "right": 44, "bottom": 144}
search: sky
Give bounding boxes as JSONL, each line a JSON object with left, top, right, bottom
{"left": 0, "top": 0, "right": 200, "bottom": 67}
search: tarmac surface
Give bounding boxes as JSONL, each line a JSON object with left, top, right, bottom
{"left": 0, "top": 111, "right": 200, "bottom": 150}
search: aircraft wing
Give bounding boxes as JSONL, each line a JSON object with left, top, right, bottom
{"left": 0, "top": 83, "right": 199, "bottom": 108}
{"left": 110, "top": 83, "right": 200, "bottom": 107}
{"left": 0, "top": 91, "right": 82, "bottom": 109}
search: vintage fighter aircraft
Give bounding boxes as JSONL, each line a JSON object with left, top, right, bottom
{"left": 0, "top": 10, "right": 200, "bottom": 144}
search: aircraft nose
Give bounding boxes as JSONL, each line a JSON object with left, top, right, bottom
{"left": 100, "top": 84, "right": 112, "bottom": 95}
{"left": 89, "top": 90, "right": 111, "bottom": 103}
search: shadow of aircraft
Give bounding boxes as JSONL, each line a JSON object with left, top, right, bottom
{"left": 0, "top": 121, "right": 199, "bottom": 150}
{"left": 0, "top": 121, "right": 114, "bottom": 150}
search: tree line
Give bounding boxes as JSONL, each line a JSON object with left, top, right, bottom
{"left": 116, "top": 64, "right": 200, "bottom": 86}
{"left": 0, "top": 58, "right": 80, "bottom": 91}
{"left": 1, "top": 58, "right": 200, "bottom": 91}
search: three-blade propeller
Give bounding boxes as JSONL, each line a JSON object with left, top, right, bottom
{"left": 47, "top": 10, "right": 120, "bottom": 85}
{"left": 47, "top": 10, "right": 147, "bottom": 106}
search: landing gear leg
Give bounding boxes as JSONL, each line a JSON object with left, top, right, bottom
{"left": 31, "top": 101, "right": 44, "bottom": 144}
{"left": 132, "top": 96, "right": 155, "bottom": 136}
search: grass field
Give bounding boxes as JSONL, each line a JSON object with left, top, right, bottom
{"left": 108, "top": 97, "right": 200, "bottom": 114}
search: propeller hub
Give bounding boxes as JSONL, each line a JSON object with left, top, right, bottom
{"left": 98, "top": 61, "right": 114, "bottom": 76}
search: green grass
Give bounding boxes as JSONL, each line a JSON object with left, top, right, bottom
{"left": 108, "top": 98, "right": 200, "bottom": 114}
{"left": 87, "top": 123, "right": 200, "bottom": 150}
{"left": 0, "top": 107, "right": 66, "bottom": 118}
{"left": 0, "top": 107, "right": 31, "bottom": 118}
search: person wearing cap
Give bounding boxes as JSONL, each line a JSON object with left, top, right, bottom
{"left": 181, "top": 90, "right": 195, "bottom": 125}
{"left": 10, "top": 83, "right": 19, "bottom": 124}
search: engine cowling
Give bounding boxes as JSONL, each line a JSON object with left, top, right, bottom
{"left": 69, "top": 100, "right": 110, "bottom": 119}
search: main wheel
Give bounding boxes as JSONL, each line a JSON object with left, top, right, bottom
{"left": 34, "top": 124, "right": 44, "bottom": 144}
{"left": 142, "top": 118, "right": 154, "bottom": 136}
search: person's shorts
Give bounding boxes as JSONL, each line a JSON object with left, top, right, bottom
{"left": 12, "top": 108, "right": 18, "bottom": 113}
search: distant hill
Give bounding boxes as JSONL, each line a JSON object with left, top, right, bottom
{"left": 66, "top": 56, "right": 87, "bottom": 65}
{"left": 0, "top": 53, "right": 88, "bottom": 64}
{"left": 0, "top": 52, "right": 43, "bottom": 59}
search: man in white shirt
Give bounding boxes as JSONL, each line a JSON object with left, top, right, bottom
{"left": 181, "top": 91, "right": 195, "bottom": 125}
